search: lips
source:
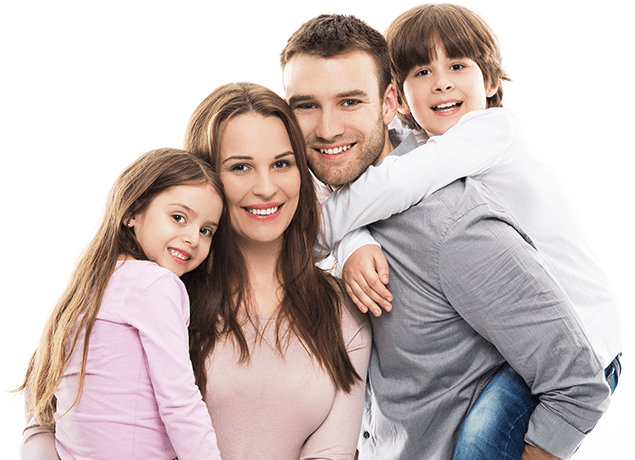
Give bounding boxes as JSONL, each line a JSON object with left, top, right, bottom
{"left": 432, "top": 101, "right": 463, "bottom": 112}
{"left": 168, "top": 247, "right": 191, "bottom": 265}
{"left": 317, "top": 143, "right": 354, "bottom": 155}
{"left": 246, "top": 205, "right": 280, "bottom": 216}
{"left": 244, "top": 203, "right": 283, "bottom": 221}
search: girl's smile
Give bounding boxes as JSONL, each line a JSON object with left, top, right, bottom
{"left": 128, "top": 184, "right": 223, "bottom": 276}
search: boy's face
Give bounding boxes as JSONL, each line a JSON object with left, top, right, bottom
{"left": 402, "top": 46, "right": 498, "bottom": 137}
{"left": 283, "top": 51, "right": 398, "bottom": 187}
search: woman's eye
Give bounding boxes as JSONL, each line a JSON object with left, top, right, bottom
{"left": 229, "top": 163, "right": 248, "bottom": 172}
{"left": 273, "top": 160, "right": 292, "bottom": 169}
{"left": 200, "top": 228, "right": 214, "bottom": 237}
{"left": 172, "top": 214, "right": 186, "bottom": 223}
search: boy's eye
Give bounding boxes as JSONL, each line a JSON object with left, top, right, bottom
{"left": 172, "top": 214, "right": 186, "bottom": 223}
{"left": 450, "top": 64, "right": 465, "bottom": 71}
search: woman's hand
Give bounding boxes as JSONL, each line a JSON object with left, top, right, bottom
{"left": 342, "top": 245, "right": 393, "bottom": 316}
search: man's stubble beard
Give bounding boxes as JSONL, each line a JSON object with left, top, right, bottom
{"left": 308, "top": 113, "right": 386, "bottom": 188}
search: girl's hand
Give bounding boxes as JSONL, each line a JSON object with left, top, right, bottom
{"left": 342, "top": 245, "right": 393, "bottom": 316}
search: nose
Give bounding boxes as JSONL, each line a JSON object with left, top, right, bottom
{"left": 433, "top": 71, "right": 454, "bottom": 92}
{"left": 252, "top": 169, "right": 278, "bottom": 199}
{"left": 183, "top": 227, "right": 200, "bottom": 247}
{"left": 314, "top": 106, "right": 345, "bottom": 141}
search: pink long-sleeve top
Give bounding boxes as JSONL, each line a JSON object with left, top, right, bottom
{"left": 52, "top": 259, "right": 221, "bottom": 460}
{"left": 22, "top": 272, "right": 371, "bottom": 460}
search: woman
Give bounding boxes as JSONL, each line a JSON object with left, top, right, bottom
{"left": 21, "top": 82, "right": 371, "bottom": 460}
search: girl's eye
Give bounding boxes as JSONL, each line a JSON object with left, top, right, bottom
{"left": 172, "top": 214, "right": 186, "bottom": 223}
{"left": 450, "top": 64, "right": 465, "bottom": 71}
{"left": 414, "top": 69, "right": 430, "bottom": 77}
{"left": 200, "top": 228, "right": 214, "bottom": 237}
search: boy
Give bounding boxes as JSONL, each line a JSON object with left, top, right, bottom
{"left": 319, "top": 4, "right": 622, "bottom": 459}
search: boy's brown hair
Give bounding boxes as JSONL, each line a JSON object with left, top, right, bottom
{"left": 386, "top": 3, "right": 511, "bottom": 129}
{"left": 280, "top": 14, "right": 392, "bottom": 98}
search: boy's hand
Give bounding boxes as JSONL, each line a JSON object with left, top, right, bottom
{"left": 342, "top": 244, "right": 393, "bottom": 316}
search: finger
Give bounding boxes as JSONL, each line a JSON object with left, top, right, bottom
{"left": 345, "top": 281, "right": 368, "bottom": 314}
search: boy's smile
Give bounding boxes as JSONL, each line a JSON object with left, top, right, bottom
{"left": 402, "top": 46, "right": 498, "bottom": 137}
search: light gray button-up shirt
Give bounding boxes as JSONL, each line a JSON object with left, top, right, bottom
{"left": 358, "top": 135, "right": 610, "bottom": 459}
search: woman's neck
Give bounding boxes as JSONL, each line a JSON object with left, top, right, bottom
{"left": 237, "top": 238, "right": 284, "bottom": 317}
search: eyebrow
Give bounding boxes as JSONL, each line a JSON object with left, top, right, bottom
{"left": 287, "top": 90, "right": 370, "bottom": 108}
{"left": 221, "top": 151, "right": 295, "bottom": 165}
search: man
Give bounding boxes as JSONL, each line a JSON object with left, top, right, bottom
{"left": 280, "top": 14, "right": 610, "bottom": 460}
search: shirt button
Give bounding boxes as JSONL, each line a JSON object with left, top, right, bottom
{"left": 363, "top": 431, "right": 370, "bottom": 439}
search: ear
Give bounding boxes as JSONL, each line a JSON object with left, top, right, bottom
{"left": 382, "top": 84, "right": 399, "bottom": 125}
{"left": 124, "top": 215, "right": 136, "bottom": 228}
{"left": 398, "top": 99, "right": 411, "bottom": 115}
{"left": 486, "top": 79, "right": 500, "bottom": 98}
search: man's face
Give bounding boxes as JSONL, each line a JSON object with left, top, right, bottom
{"left": 283, "top": 51, "right": 397, "bottom": 187}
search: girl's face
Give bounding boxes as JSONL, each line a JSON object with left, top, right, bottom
{"left": 128, "top": 184, "right": 223, "bottom": 276}
{"left": 218, "top": 112, "right": 301, "bottom": 250}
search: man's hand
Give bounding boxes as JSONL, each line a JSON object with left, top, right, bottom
{"left": 521, "top": 444, "right": 562, "bottom": 460}
{"left": 342, "top": 244, "right": 393, "bottom": 316}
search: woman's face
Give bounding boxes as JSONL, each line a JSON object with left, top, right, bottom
{"left": 218, "top": 112, "right": 301, "bottom": 250}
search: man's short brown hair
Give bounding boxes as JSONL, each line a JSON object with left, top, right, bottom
{"left": 281, "top": 14, "right": 392, "bottom": 98}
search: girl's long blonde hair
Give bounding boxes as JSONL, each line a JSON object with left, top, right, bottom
{"left": 20, "top": 148, "right": 223, "bottom": 427}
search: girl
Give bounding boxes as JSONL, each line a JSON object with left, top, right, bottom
{"left": 20, "top": 148, "right": 224, "bottom": 460}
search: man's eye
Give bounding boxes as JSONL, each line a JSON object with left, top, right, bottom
{"left": 294, "top": 103, "right": 316, "bottom": 110}
{"left": 342, "top": 99, "right": 360, "bottom": 107}
{"left": 172, "top": 214, "right": 186, "bottom": 223}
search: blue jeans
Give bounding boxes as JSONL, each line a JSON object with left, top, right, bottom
{"left": 453, "top": 355, "right": 622, "bottom": 460}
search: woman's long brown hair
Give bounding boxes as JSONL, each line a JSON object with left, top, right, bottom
{"left": 184, "top": 82, "right": 360, "bottom": 395}
{"left": 20, "top": 148, "right": 223, "bottom": 427}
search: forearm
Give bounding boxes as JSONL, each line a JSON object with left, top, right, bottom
{"left": 443, "top": 210, "right": 610, "bottom": 458}
{"left": 521, "top": 444, "right": 562, "bottom": 460}
{"left": 320, "top": 108, "right": 519, "bottom": 249}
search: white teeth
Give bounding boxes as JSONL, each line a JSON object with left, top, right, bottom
{"left": 169, "top": 248, "right": 189, "bottom": 260}
{"left": 434, "top": 102, "right": 460, "bottom": 110}
{"left": 318, "top": 144, "right": 352, "bottom": 155}
{"left": 248, "top": 206, "right": 279, "bottom": 216}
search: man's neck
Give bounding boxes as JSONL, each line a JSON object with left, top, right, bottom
{"left": 372, "top": 128, "right": 395, "bottom": 166}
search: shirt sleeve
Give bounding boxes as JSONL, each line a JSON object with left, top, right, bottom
{"left": 332, "top": 227, "right": 380, "bottom": 269}
{"left": 320, "top": 108, "right": 522, "bottom": 250}
{"left": 438, "top": 204, "right": 610, "bottom": 459}
{"left": 20, "top": 393, "right": 60, "bottom": 460}
{"left": 129, "top": 273, "right": 222, "bottom": 460}
{"left": 299, "top": 299, "right": 372, "bottom": 460}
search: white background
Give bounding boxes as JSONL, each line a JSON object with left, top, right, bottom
{"left": 1, "top": 0, "right": 632, "bottom": 457}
